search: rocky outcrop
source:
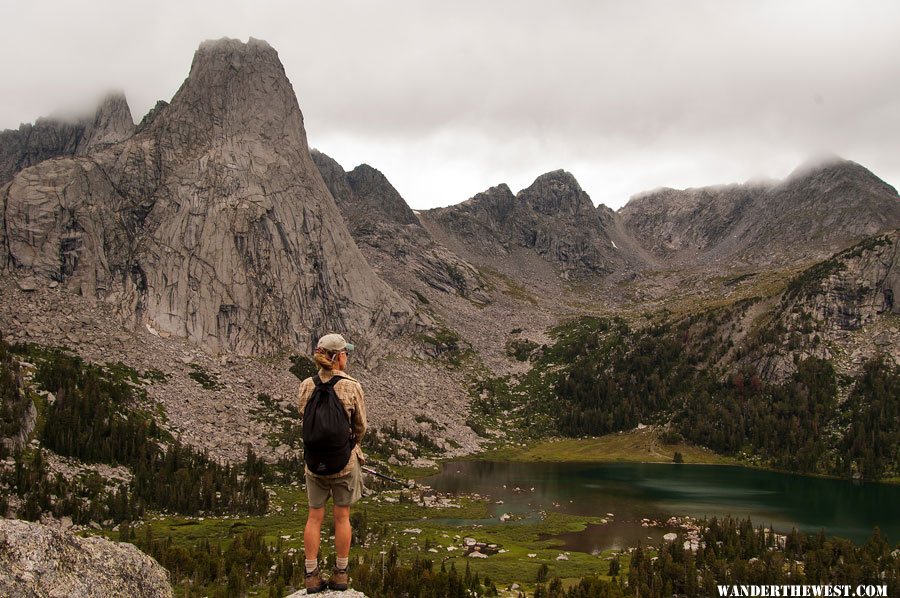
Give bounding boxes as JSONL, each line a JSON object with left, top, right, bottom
{"left": 791, "top": 231, "right": 900, "bottom": 326}
{"left": 1, "top": 38, "right": 418, "bottom": 357}
{"left": 425, "top": 170, "right": 652, "bottom": 278}
{"left": 0, "top": 347, "right": 35, "bottom": 455}
{"left": 0, "top": 92, "right": 135, "bottom": 188}
{"left": 312, "top": 150, "right": 489, "bottom": 304}
{"left": 620, "top": 157, "right": 900, "bottom": 268}
{"left": 0, "top": 399, "right": 35, "bottom": 456}
{"left": 0, "top": 120, "right": 82, "bottom": 188}
{"left": 0, "top": 518, "right": 173, "bottom": 598}
{"left": 135, "top": 100, "right": 168, "bottom": 133}
{"left": 729, "top": 230, "right": 900, "bottom": 382}
{"left": 426, "top": 183, "right": 517, "bottom": 255}
{"left": 77, "top": 93, "right": 135, "bottom": 152}
{"left": 618, "top": 183, "right": 761, "bottom": 262}
{"left": 311, "top": 151, "right": 420, "bottom": 232}
{"left": 287, "top": 589, "right": 367, "bottom": 597}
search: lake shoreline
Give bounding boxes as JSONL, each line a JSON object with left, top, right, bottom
{"left": 422, "top": 459, "right": 900, "bottom": 547}
{"left": 467, "top": 428, "right": 900, "bottom": 486}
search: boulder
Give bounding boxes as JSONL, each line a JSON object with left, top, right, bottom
{"left": 0, "top": 518, "right": 172, "bottom": 598}
{"left": 287, "top": 589, "right": 367, "bottom": 597}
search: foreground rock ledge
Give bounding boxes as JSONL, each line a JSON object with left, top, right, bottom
{"left": 288, "top": 590, "right": 367, "bottom": 597}
{"left": 0, "top": 519, "right": 173, "bottom": 598}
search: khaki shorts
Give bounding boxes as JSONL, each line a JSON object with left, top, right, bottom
{"left": 305, "top": 461, "right": 363, "bottom": 508}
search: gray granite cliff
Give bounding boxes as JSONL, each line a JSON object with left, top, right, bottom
{"left": 0, "top": 38, "right": 417, "bottom": 357}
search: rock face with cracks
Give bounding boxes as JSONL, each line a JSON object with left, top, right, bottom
{"left": 0, "top": 38, "right": 418, "bottom": 358}
{"left": 747, "top": 229, "right": 900, "bottom": 382}
{"left": 0, "top": 519, "right": 173, "bottom": 598}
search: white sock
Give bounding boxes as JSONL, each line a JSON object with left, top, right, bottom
{"left": 305, "top": 559, "right": 317, "bottom": 573}
{"left": 336, "top": 556, "right": 349, "bottom": 570}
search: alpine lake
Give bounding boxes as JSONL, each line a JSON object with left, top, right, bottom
{"left": 421, "top": 460, "right": 900, "bottom": 552}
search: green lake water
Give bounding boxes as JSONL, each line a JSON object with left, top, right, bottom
{"left": 422, "top": 461, "right": 900, "bottom": 553}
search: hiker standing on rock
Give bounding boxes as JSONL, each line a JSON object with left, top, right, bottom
{"left": 297, "top": 333, "right": 367, "bottom": 593}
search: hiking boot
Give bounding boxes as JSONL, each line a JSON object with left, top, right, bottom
{"left": 305, "top": 566, "right": 327, "bottom": 594}
{"left": 328, "top": 566, "right": 349, "bottom": 591}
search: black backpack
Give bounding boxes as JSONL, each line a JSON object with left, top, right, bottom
{"left": 302, "top": 375, "right": 355, "bottom": 475}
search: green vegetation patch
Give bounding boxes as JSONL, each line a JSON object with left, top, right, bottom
{"left": 506, "top": 338, "right": 540, "bottom": 362}
{"left": 143, "top": 368, "right": 168, "bottom": 383}
{"left": 287, "top": 355, "right": 317, "bottom": 381}
{"left": 365, "top": 420, "right": 444, "bottom": 461}
{"left": 2, "top": 339, "right": 269, "bottom": 524}
{"left": 416, "top": 325, "right": 473, "bottom": 368}
{"left": 479, "top": 266, "right": 539, "bottom": 305}
{"left": 251, "top": 392, "right": 302, "bottom": 449}
{"left": 188, "top": 363, "right": 224, "bottom": 390}
{"left": 0, "top": 341, "right": 29, "bottom": 455}
{"left": 483, "top": 428, "right": 740, "bottom": 466}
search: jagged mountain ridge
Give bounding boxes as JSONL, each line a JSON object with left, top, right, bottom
{"left": 423, "top": 170, "right": 655, "bottom": 279}
{"left": 3, "top": 36, "right": 898, "bottom": 360}
{"left": 312, "top": 151, "right": 420, "bottom": 229}
{"left": 620, "top": 157, "right": 900, "bottom": 268}
{"left": 1, "top": 38, "right": 418, "bottom": 357}
{"left": 0, "top": 92, "right": 135, "bottom": 188}
{"left": 2, "top": 36, "right": 898, "bottom": 433}
{"left": 311, "top": 150, "right": 489, "bottom": 304}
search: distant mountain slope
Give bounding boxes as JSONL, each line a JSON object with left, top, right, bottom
{"left": 311, "top": 150, "right": 489, "bottom": 304}
{"left": 424, "top": 170, "right": 654, "bottom": 279}
{"left": 620, "top": 158, "right": 900, "bottom": 268}
{"left": 1, "top": 38, "right": 416, "bottom": 356}
{"left": 498, "top": 229, "right": 900, "bottom": 479}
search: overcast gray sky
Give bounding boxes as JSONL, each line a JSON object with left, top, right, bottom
{"left": 2, "top": 0, "right": 898, "bottom": 209}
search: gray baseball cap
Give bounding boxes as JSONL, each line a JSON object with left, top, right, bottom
{"left": 316, "top": 333, "right": 355, "bottom": 352}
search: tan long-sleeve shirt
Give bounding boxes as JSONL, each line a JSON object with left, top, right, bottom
{"left": 297, "top": 369, "right": 367, "bottom": 478}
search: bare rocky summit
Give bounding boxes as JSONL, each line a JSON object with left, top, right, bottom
{"left": 425, "top": 170, "right": 652, "bottom": 279}
{"left": 620, "top": 157, "right": 900, "bottom": 269}
{"left": 1, "top": 38, "right": 418, "bottom": 358}
{"left": 313, "top": 150, "right": 420, "bottom": 229}
{"left": 0, "top": 518, "right": 173, "bottom": 598}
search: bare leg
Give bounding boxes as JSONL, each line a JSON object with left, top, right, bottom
{"left": 334, "top": 505, "right": 352, "bottom": 559}
{"left": 304, "top": 506, "right": 325, "bottom": 561}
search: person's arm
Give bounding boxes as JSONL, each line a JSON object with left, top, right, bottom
{"left": 353, "top": 384, "right": 367, "bottom": 444}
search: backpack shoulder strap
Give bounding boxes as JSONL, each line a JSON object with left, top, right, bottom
{"left": 324, "top": 375, "right": 347, "bottom": 387}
